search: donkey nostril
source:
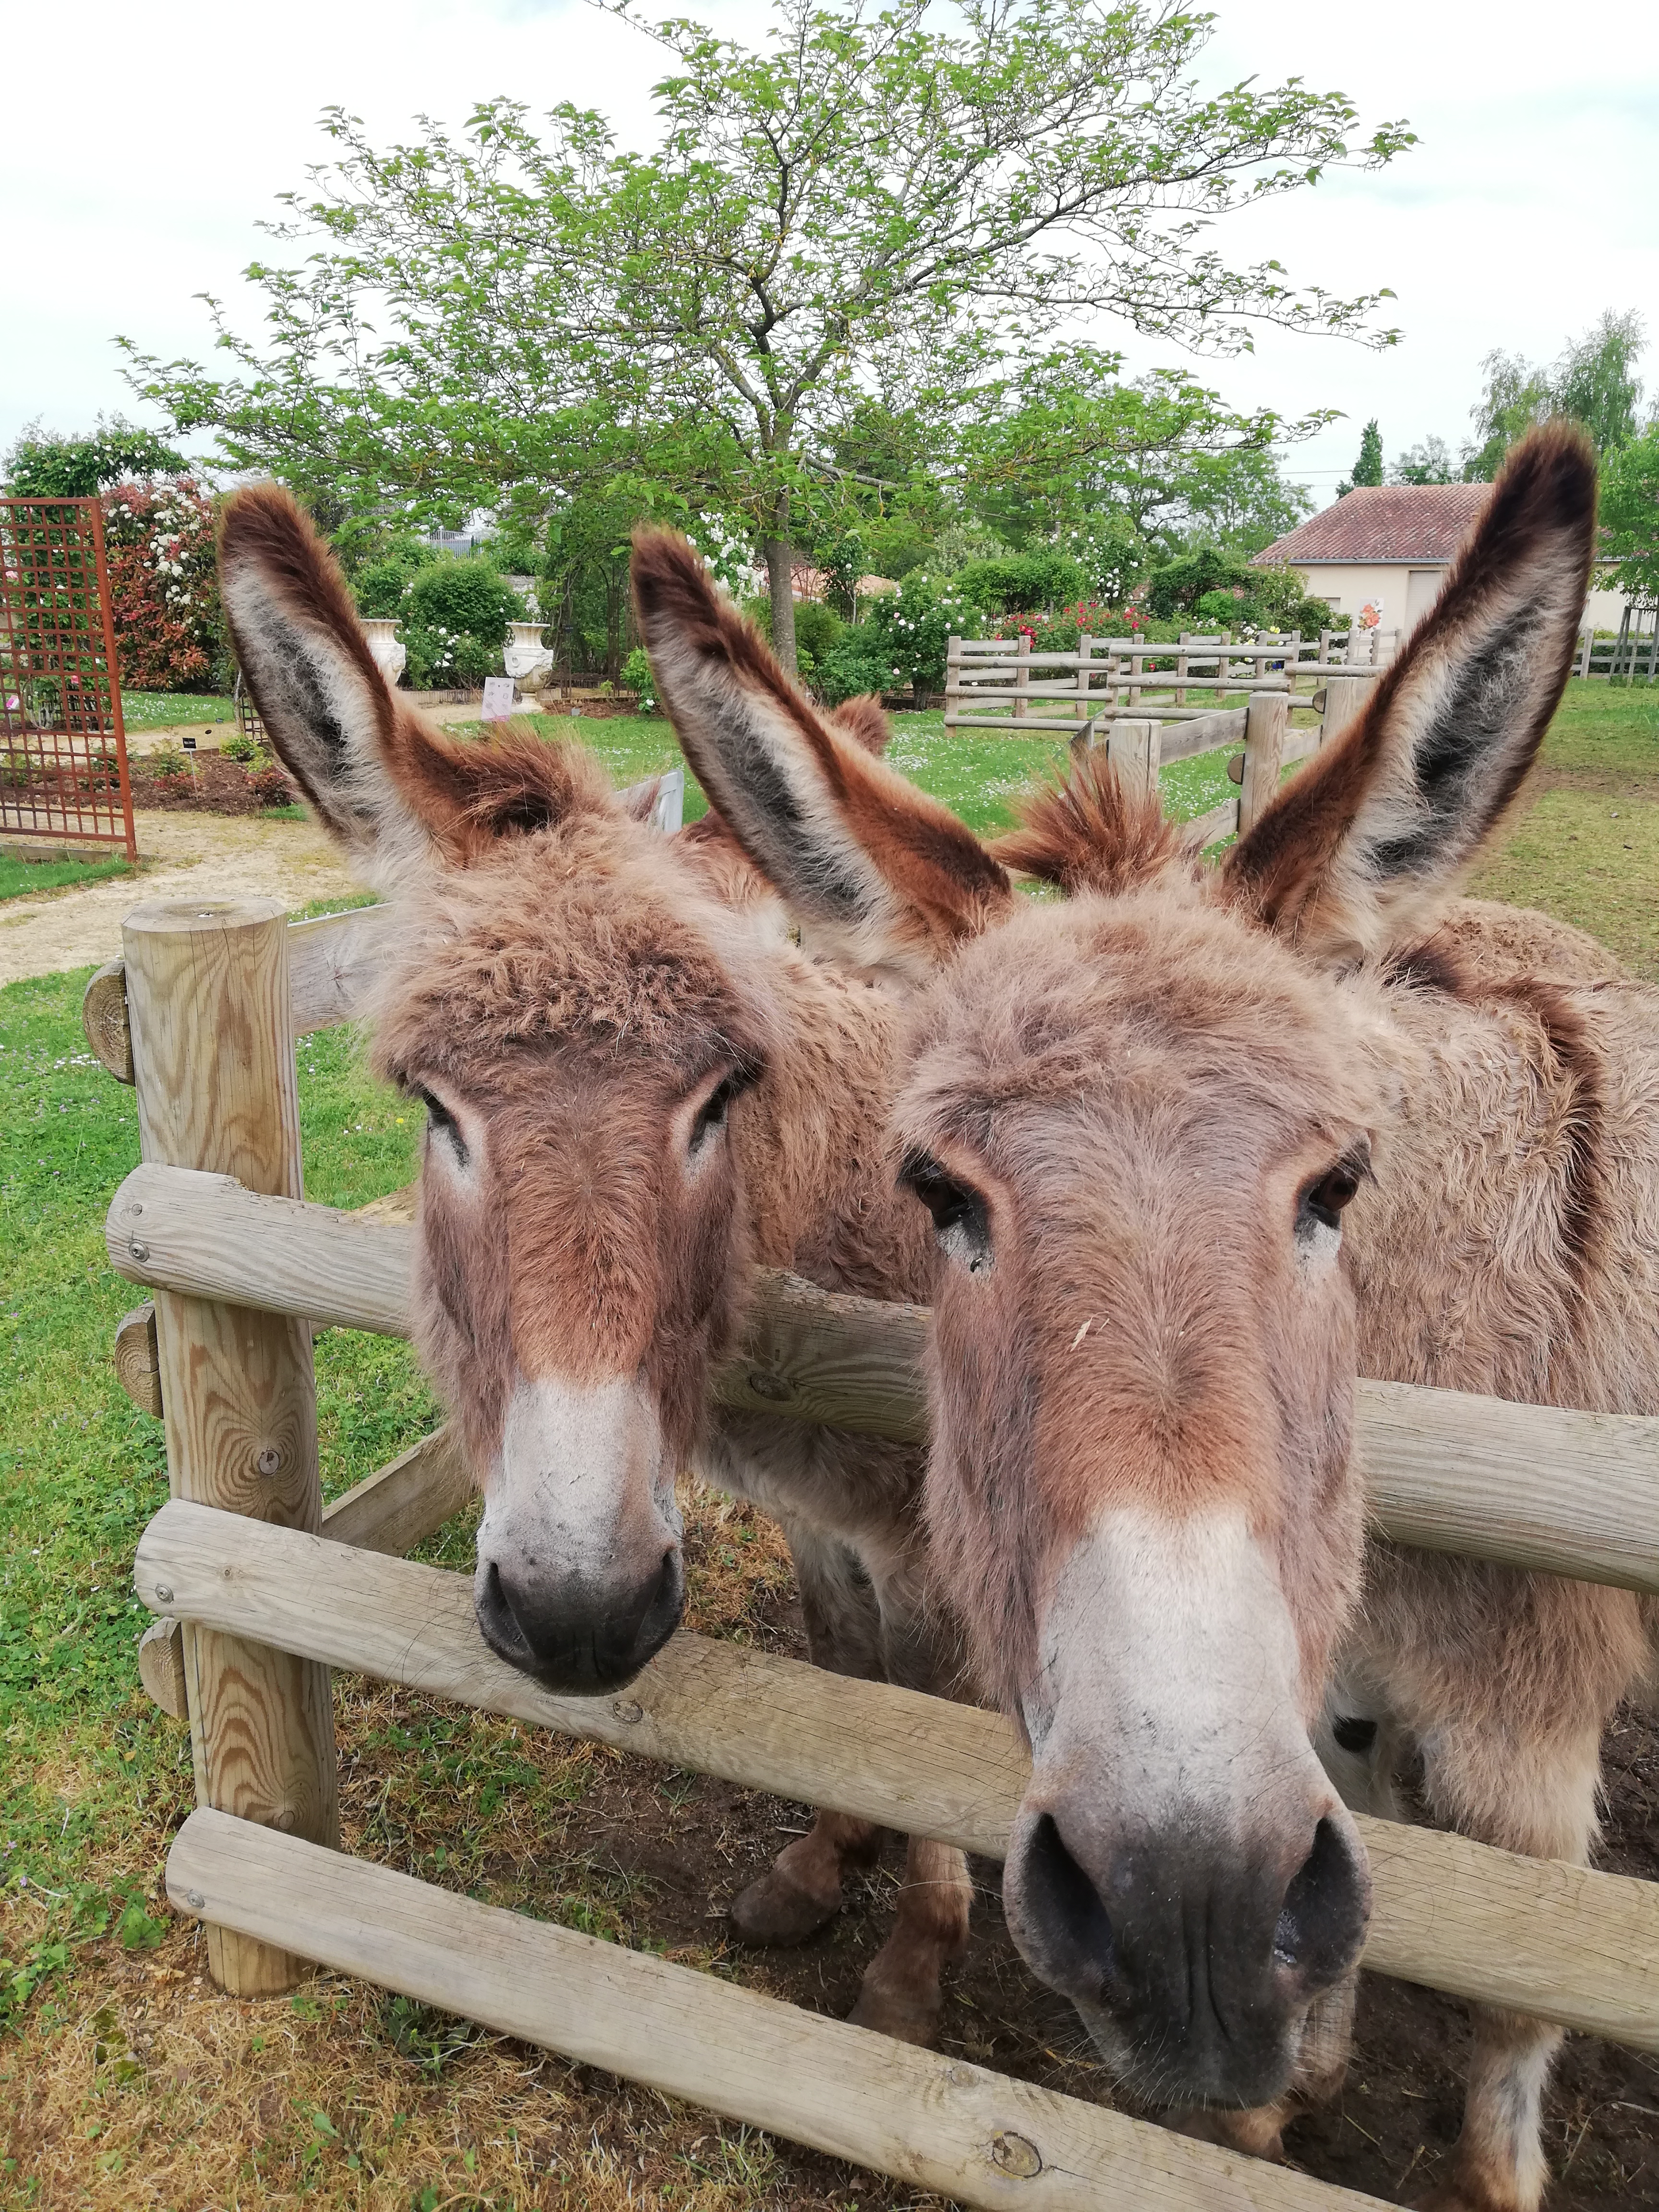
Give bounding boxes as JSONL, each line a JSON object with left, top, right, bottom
{"left": 1273, "top": 1817, "right": 1369, "bottom": 1981}
{"left": 1015, "top": 1812, "right": 1117, "bottom": 2003}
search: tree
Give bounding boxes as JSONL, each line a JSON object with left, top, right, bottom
{"left": 1553, "top": 310, "right": 1647, "bottom": 456}
{"left": 1599, "top": 426, "right": 1659, "bottom": 606}
{"left": 1337, "top": 418, "right": 1383, "bottom": 495}
{"left": 1464, "top": 312, "right": 1647, "bottom": 479}
{"left": 122, "top": 0, "right": 1412, "bottom": 668}
{"left": 1390, "top": 433, "right": 1459, "bottom": 485}
{"left": 960, "top": 345, "right": 1322, "bottom": 577}
{"left": 3, "top": 416, "right": 188, "bottom": 498}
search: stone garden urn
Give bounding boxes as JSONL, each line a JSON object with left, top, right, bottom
{"left": 362, "top": 619, "right": 407, "bottom": 685}
{"left": 504, "top": 621, "right": 554, "bottom": 692}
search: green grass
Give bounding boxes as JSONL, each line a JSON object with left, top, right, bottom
{"left": 117, "top": 692, "right": 234, "bottom": 730}
{"left": 1469, "top": 678, "right": 1659, "bottom": 976}
{"left": 0, "top": 850, "right": 135, "bottom": 903}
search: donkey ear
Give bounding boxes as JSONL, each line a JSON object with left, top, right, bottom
{"left": 1224, "top": 425, "right": 1598, "bottom": 963}
{"left": 218, "top": 487, "right": 608, "bottom": 885}
{"left": 631, "top": 530, "right": 1011, "bottom": 974}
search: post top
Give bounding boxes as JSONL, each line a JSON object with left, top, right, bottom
{"left": 122, "top": 897, "right": 289, "bottom": 938}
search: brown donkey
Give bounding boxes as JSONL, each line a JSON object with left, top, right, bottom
{"left": 216, "top": 488, "right": 986, "bottom": 2042}
{"left": 642, "top": 426, "right": 1656, "bottom": 2211}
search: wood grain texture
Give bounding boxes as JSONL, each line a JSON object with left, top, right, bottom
{"left": 169, "top": 1807, "right": 1391, "bottom": 2212}
{"left": 114, "top": 1302, "right": 162, "bottom": 1419}
{"left": 82, "top": 958, "right": 133, "bottom": 1083}
{"left": 321, "top": 1426, "right": 474, "bottom": 1556}
{"left": 138, "top": 1504, "right": 1659, "bottom": 2051}
{"left": 121, "top": 898, "right": 338, "bottom": 1994}
{"left": 1321, "top": 676, "right": 1371, "bottom": 750}
{"left": 104, "top": 1167, "right": 1659, "bottom": 1595}
{"left": 1238, "top": 692, "right": 1289, "bottom": 839}
{"left": 81, "top": 905, "right": 395, "bottom": 1092}
{"left": 138, "top": 1617, "right": 187, "bottom": 1719}
{"left": 1106, "top": 719, "right": 1160, "bottom": 803}
{"left": 285, "top": 903, "right": 395, "bottom": 1034}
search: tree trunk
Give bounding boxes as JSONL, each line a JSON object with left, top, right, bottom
{"left": 763, "top": 534, "right": 798, "bottom": 674}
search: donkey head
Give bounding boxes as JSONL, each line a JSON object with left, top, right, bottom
{"left": 657, "top": 426, "right": 1596, "bottom": 2105}
{"left": 219, "top": 490, "right": 805, "bottom": 1693}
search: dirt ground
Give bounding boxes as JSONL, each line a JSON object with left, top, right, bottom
{"left": 0, "top": 813, "right": 363, "bottom": 986}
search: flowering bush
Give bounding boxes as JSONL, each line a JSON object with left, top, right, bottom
{"left": 622, "top": 647, "right": 658, "bottom": 712}
{"left": 100, "top": 479, "right": 224, "bottom": 692}
{"left": 837, "top": 571, "right": 976, "bottom": 704}
{"left": 391, "top": 558, "right": 527, "bottom": 688}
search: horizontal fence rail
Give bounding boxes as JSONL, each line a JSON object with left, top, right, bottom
{"left": 106, "top": 1162, "right": 1659, "bottom": 1595}
{"left": 167, "top": 1806, "right": 1393, "bottom": 2212}
{"left": 139, "top": 1502, "right": 1659, "bottom": 2053}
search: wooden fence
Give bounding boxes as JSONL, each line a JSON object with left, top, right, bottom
{"left": 1575, "top": 610, "right": 1658, "bottom": 683}
{"left": 82, "top": 871, "right": 1659, "bottom": 2209}
{"left": 944, "top": 625, "right": 1398, "bottom": 741}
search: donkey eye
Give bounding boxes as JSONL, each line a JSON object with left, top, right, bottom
{"left": 690, "top": 1072, "right": 743, "bottom": 1153}
{"left": 900, "top": 1150, "right": 992, "bottom": 1276}
{"left": 416, "top": 1088, "right": 469, "bottom": 1169}
{"left": 1298, "top": 1159, "right": 1363, "bottom": 1238}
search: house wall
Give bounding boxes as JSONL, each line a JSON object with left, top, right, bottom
{"left": 1295, "top": 563, "right": 1631, "bottom": 638}
{"left": 1285, "top": 562, "right": 1442, "bottom": 628}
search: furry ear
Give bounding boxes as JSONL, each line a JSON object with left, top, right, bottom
{"left": 1224, "top": 425, "right": 1598, "bottom": 962}
{"left": 992, "top": 750, "right": 1194, "bottom": 898}
{"left": 829, "top": 693, "right": 892, "bottom": 757}
{"left": 218, "top": 488, "right": 609, "bottom": 884}
{"left": 631, "top": 530, "right": 1010, "bottom": 974}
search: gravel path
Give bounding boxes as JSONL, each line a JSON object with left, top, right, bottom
{"left": 0, "top": 813, "right": 364, "bottom": 985}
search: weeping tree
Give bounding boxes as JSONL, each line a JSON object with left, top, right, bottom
{"left": 123, "top": 0, "right": 1412, "bottom": 668}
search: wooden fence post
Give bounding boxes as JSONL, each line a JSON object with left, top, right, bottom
{"left": 1012, "top": 631, "right": 1031, "bottom": 722}
{"left": 1321, "top": 674, "right": 1372, "bottom": 750}
{"left": 120, "top": 897, "right": 338, "bottom": 1995}
{"left": 1107, "top": 719, "right": 1160, "bottom": 804}
{"left": 943, "top": 635, "right": 962, "bottom": 733}
{"left": 1238, "top": 690, "right": 1289, "bottom": 837}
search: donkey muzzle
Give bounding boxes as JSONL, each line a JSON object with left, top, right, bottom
{"left": 474, "top": 1543, "right": 684, "bottom": 1692}
{"left": 1004, "top": 1795, "right": 1370, "bottom": 2107}
{"left": 473, "top": 1371, "right": 685, "bottom": 1693}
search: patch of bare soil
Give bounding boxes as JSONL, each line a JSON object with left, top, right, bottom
{"left": 0, "top": 811, "right": 362, "bottom": 986}
{"left": 127, "top": 752, "right": 297, "bottom": 816}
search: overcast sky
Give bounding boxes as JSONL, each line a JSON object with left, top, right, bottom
{"left": 4, "top": 0, "right": 1655, "bottom": 509}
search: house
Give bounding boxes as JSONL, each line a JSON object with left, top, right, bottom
{"left": 1252, "top": 484, "right": 1628, "bottom": 634}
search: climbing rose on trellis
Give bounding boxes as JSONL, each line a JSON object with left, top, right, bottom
{"left": 100, "top": 478, "right": 223, "bottom": 691}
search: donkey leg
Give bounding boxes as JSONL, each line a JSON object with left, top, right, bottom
{"left": 841, "top": 1569, "right": 972, "bottom": 2046}
{"left": 847, "top": 1832, "right": 974, "bottom": 2046}
{"left": 728, "top": 1525, "right": 886, "bottom": 1947}
{"left": 1413, "top": 1722, "right": 1603, "bottom": 2212}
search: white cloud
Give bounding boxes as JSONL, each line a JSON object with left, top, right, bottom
{"left": 4, "top": 0, "right": 1654, "bottom": 506}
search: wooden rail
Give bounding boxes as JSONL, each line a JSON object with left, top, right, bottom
{"left": 106, "top": 1163, "right": 1659, "bottom": 1595}
{"left": 84, "top": 902, "right": 394, "bottom": 1086}
{"left": 139, "top": 1503, "right": 1659, "bottom": 2053}
{"left": 168, "top": 1806, "right": 1393, "bottom": 2212}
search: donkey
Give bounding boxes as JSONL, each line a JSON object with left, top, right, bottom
{"left": 636, "top": 425, "right": 1657, "bottom": 2212}
{"left": 215, "top": 487, "right": 1001, "bottom": 2043}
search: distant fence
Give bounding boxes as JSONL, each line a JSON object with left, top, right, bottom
{"left": 944, "top": 625, "right": 1398, "bottom": 740}
{"left": 0, "top": 498, "right": 135, "bottom": 860}
{"left": 1576, "top": 608, "right": 1658, "bottom": 683}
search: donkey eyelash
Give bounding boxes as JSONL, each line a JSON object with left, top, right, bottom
{"left": 415, "top": 1087, "right": 470, "bottom": 1168}
{"left": 688, "top": 1062, "right": 760, "bottom": 1152}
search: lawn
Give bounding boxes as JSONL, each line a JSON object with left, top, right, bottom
{"left": 0, "top": 852, "right": 134, "bottom": 905}
{"left": 117, "top": 693, "right": 235, "bottom": 731}
{"left": 2, "top": 677, "right": 1655, "bottom": 2208}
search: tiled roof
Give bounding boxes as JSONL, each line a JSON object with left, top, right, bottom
{"left": 1252, "top": 483, "right": 1492, "bottom": 565}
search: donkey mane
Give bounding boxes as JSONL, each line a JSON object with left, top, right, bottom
{"left": 992, "top": 752, "right": 1198, "bottom": 898}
